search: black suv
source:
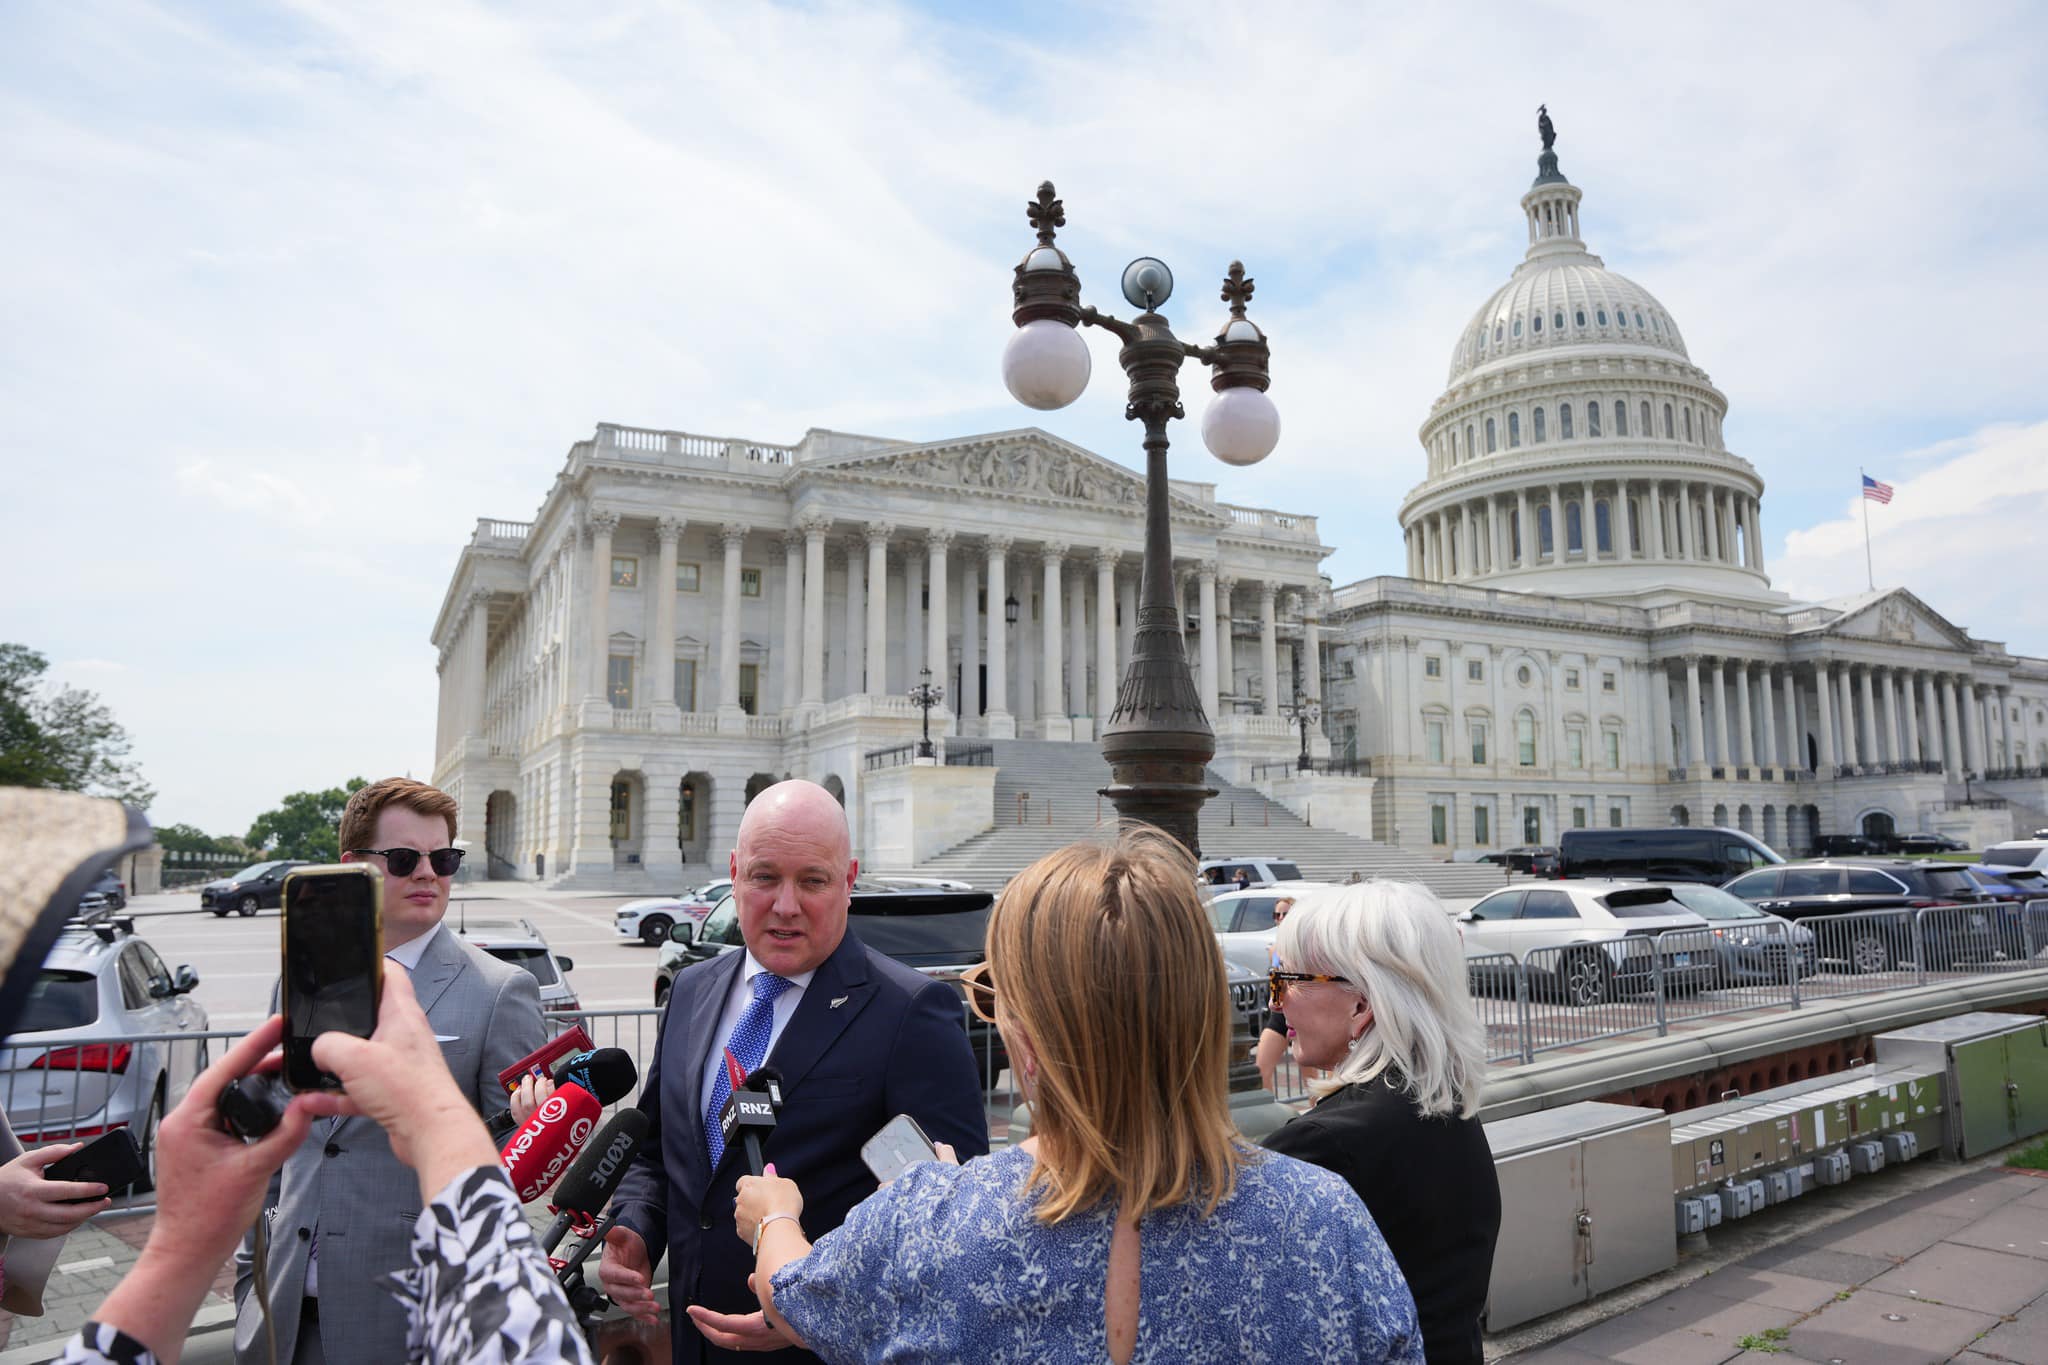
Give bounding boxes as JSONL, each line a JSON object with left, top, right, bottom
{"left": 1719, "top": 858, "right": 2007, "bottom": 972}
{"left": 201, "top": 859, "right": 311, "bottom": 916}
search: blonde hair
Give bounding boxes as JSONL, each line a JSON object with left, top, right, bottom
{"left": 990, "top": 827, "right": 1245, "bottom": 1224}
{"left": 1275, "top": 881, "right": 1488, "bottom": 1118}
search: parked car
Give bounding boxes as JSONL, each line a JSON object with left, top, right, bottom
{"left": 1810, "top": 834, "right": 1877, "bottom": 858}
{"left": 0, "top": 918, "right": 207, "bottom": 1192}
{"left": 1657, "top": 883, "right": 1818, "bottom": 985}
{"left": 78, "top": 867, "right": 126, "bottom": 913}
{"left": 1981, "top": 840, "right": 2048, "bottom": 875}
{"left": 1718, "top": 858, "right": 2003, "bottom": 972}
{"left": 1197, "top": 856, "right": 1303, "bottom": 890}
{"left": 860, "top": 875, "right": 973, "bottom": 892}
{"left": 659, "top": 888, "right": 1006, "bottom": 1073}
{"left": 1558, "top": 827, "right": 1782, "bottom": 883}
{"left": 451, "top": 916, "right": 579, "bottom": 1013}
{"left": 1893, "top": 833, "right": 1968, "bottom": 855}
{"left": 201, "top": 859, "right": 311, "bottom": 916}
{"left": 1455, "top": 883, "right": 1718, "bottom": 1006}
{"left": 1960, "top": 864, "right": 2046, "bottom": 904}
{"left": 614, "top": 877, "right": 733, "bottom": 947}
{"left": 1487, "top": 845, "right": 1561, "bottom": 876}
{"left": 1206, "top": 882, "right": 1338, "bottom": 979}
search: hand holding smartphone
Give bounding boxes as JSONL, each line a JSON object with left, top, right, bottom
{"left": 280, "top": 864, "right": 384, "bottom": 1091}
{"left": 860, "top": 1113, "right": 939, "bottom": 1184}
{"left": 44, "top": 1129, "right": 144, "bottom": 1200}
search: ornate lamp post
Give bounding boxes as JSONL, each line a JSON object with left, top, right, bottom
{"left": 1292, "top": 690, "right": 1323, "bottom": 773}
{"left": 909, "top": 665, "right": 945, "bottom": 760}
{"left": 1001, "top": 182, "right": 1280, "bottom": 855}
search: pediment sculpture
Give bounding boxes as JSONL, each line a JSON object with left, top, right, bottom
{"left": 864, "top": 442, "right": 1145, "bottom": 507}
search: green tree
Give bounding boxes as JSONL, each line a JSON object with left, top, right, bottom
{"left": 153, "top": 822, "right": 246, "bottom": 856}
{"left": 0, "top": 643, "right": 155, "bottom": 809}
{"left": 245, "top": 778, "right": 368, "bottom": 861}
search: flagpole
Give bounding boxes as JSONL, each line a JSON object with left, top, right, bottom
{"left": 1860, "top": 467, "right": 1874, "bottom": 592}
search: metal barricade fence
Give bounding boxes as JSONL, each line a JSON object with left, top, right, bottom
{"left": 1652, "top": 920, "right": 1802, "bottom": 1030}
{"left": 1519, "top": 937, "right": 1665, "bottom": 1057}
{"left": 1795, "top": 907, "right": 1920, "bottom": 998}
{"left": 1463, "top": 952, "right": 1532, "bottom": 1065}
{"left": 1913, "top": 902, "right": 2033, "bottom": 978}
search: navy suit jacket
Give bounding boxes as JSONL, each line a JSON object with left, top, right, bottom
{"left": 611, "top": 928, "right": 990, "bottom": 1364}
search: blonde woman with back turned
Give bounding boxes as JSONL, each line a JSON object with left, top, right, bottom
{"left": 1262, "top": 881, "right": 1501, "bottom": 1364}
{"left": 726, "top": 828, "right": 1423, "bottom": 1363}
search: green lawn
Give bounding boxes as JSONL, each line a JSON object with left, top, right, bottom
{"left": 2007, "top": 1137, "right": 2048, "bottom": 1171}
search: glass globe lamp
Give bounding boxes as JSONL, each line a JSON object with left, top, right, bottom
{"left": 1201, "top": 385, "right": 1281, "bottom": 466}
{"left": 1001, "top": 319, "right": 1091, "bottom": 411}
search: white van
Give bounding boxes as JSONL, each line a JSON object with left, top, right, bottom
{"left": 1981, "top": 840, "right": 2048, "bottom": 874}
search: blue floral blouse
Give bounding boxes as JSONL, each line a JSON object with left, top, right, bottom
{"left": 771, "top": 1143, "right": 1423, "bottom": 1364}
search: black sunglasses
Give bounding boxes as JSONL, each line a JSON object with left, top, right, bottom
{"left": 351, "top": 847, "right": 465, "bottom": 877}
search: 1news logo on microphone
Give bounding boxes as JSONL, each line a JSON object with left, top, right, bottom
{"left": 503, "top": 1085, "right": 602, "bottom": 1202}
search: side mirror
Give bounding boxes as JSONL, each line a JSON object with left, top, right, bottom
{"left": 670, "top": 920, "right": 696, "bottom": 946}
{"left": 556, "top": 956, "right": 575, "bottom": 973}
{"left": 174, "top": 965, "right": 200, "bottom": 993}
{"left": 1459, "top": 913, "right": 1479, "bottom": 924}
{"left": 148, "top": 976, "right": 174, "bottom": 999}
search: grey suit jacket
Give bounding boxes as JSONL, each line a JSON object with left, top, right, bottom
{"left": 231, "top": 923, "right": 546, "bottom": 1365}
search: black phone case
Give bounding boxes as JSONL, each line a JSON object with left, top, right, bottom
{"left": 44, "top": 1127, "right": 145, "bottom": 1197}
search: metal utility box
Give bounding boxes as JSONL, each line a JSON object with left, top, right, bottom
{"left": 1670, "top": 1065, "right": 1942, "bottom": 1199}
{"left": 1483, "top": 1102, "right": 1675, "bottom": 1332}
{"left": 1876, "top": 1012, "right": 2048, "bottom": 1159}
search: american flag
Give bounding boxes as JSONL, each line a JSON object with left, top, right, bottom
{"left": 1862, "top": 474, "right": 1894, "bottom": 504}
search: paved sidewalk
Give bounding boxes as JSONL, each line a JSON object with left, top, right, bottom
{"left": 1502, "top": 1167, "right": 2048, "bottom": 1365}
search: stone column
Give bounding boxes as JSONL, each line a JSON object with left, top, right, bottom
{"left": 1676, "top": 483, "right": 1693, "bottom": 560}
{"left": 1644, "top": 483, "right": 1663, "bottom": 559}
{"left": 1758, "top": 666, "right": 1779, "bottom": 771}
{"left": 1735, "top": 662, "right": 1755, "bottom": 768}
{"left": 1750, "top": 501, "right": 1767, "bottom": 574}
{"left": 1939, "top": 676, "right": 1962, "bottom": 778}
{"left": 1901, "top": 669, "right": 1922, "bottom": 763}
{"left": 1814, "top": 664, "right": 1838, "bottom": 772}
{"left": 1964, "top": 680, "right": 1987, "bottom": 772}
{"left": 1918, "top": 673, "right": 1940, "bottom": 769}
{"left": 1856, "top": 666, "right": 1879, "bottom": 766}
{"left": 1548, "top": 485, "right": 1565, "bottom": 563}
{"left": 1708, "top": 659, "right": 1730, "bottom": 767}
{"left": 1999, "top": 686, "right": 2014, "bottom": 768}
{"left": 900, "top": 547, "right": 923, "bottom": 688}
{"left": 1405, "top": 526, "right": 1419, "bottom": 578}
{"left": 1782, "top": 668, "right": 1803, "bottom": 771}
{"left": 1118, "top": 574, "right": 1137, "bottom": 677}
{"left": 1515, "top": 489, "right": 1530, "bottom": 567}
{"left": 719, "top": 523, "right": 747, "bottom": 714}
{"left": 1684, "top": 657, "right": 1706, "bottom": 768}
{"left": 1215, "top": 576, "right": 1238, "bottom": 713}
{"left": 839, "top": 543, "right": 863, "bottom": 699}
{"left": 1830, "top": 664, "right": 1853, "bottom": 767}
{"left": 1195, "top": 563, "right": 1220, "bottom": 721}
{"left": 652, "top": 518, "right": 682, "bottom": 708}
{"left": 1304, "top": 611, "right": 1324, "bottom": 736}
{"left": 464, "top": 589, "right": 490, "bottom": 738}
{"left": 801, "top": 518, "right": 827, "bottom": 707}
{"left": 1041, "top": 544, "right": 1067, "bottom": 737}
{"left": 984, "top": 537, "right": 1012, "bottom": 736}
{"left": 959, "top": 554, "right": 980, "bottom": 733}
{"left": 1063, "top": 560, "right": 1086, "bottom": 722}
{"left": 780, "top": 533, "right": 803, "bottom": 712}
{"left": 586, "top": 510, "right": 618, "bottom": 699}
{"left": 1259, "top": 582, "right": 1280, "bottom": 714}
{"left": 1095, "top": 550, "right": 1119, "bottom": 720}
{"left": 925, "top": 530, "right": 953, "bottom": 726}
{"left": 865, "top": 523, "right": 891, "bottom": 696}
{"left": 1652, "top": 663, "right": 1675, "bottom": 769}
{"left": 1878, "top": 668, "right": 1900, "bottom": 764}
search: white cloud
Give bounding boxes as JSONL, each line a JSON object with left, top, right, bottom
{"left": 1773, "top": 420, "right": 2048, "bottom": 644}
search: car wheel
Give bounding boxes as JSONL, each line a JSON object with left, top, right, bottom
{"left": 639, "top": 915, "right": 673, "bottom": 948}
{"left": 238, "top": 894, "right": 259, "bottom": 917}
{"left": 132, "top": 1080, "right": 166, "bottom": 1194}
{"left": 1562, "top": 951, "right": 1613, "bottom": 1008}
{"left": 654, "top": 978, "right": 671, "bottom": 1009}
{"left": 1848, "top": 931, "right": 1893, "bottom": 974}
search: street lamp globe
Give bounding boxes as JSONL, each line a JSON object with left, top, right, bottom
{"left": 1202, "top": 385, "right": 1281, "bottom": 466}
{"left": 1002, "top": 319, "right": 1091, "bottom": 411}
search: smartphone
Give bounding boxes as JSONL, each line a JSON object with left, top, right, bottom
{"left": 860, "top": 1112, "right": 938, "bottom": 1184}
{"left": 44, "top": 1127, "right": 145, "bottom": 1199}
{"left": 281, "top": 864, "right": 384, "bottom": 1092}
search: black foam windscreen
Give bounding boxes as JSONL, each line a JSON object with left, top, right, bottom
{"left": 552, "top": 1108, "right": 652, "bottom": 1216}
{"left": 566, "top": 1047, "right": 639, "bottom": 1105}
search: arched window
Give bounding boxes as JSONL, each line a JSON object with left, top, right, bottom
{"left": 1532, "top": 314, "right": 1543, "bottom": 334}
{"left": 1466, "top": 424, "right": 1476, "bottom": 460}
{"left": 1614, "top": 401, "right": 1628, "bottom": 435}
{"left": 1554, "top": 311, "right": 1565, "bottom": 330}
{"left": 1538, "top": 505, "right": 1554, "bottom": 555}
{"left": 1513, "top": 317, "right": 1523, "bottom": 338}
{"left": 1566, "top": 501, "right": 1584, "bottom": 552}
{"left": 1597, "top": 308, "right": 1609, "bottom": 325}
{"left": 1575, "top": 309, "right": 1586, "bottom": 327}
{"left": 1663, "top": 403, "right": 1675, "bottom": 438}
{"left": 1560, "top": 404, "right": 1574, "bottom": 440}
{"left": 1494, "top": 323, "right": 1503, "bottom": 342}
{"left": 1594, "top": 499, "right": 1613, "bottom": 552}
{"left": 1617, "top": 310, "right": 1628, "bottom": 328}
{"left": 1587, "top": 401, "right": 1601, "bottom": 437}
{"left": 1533, "top": 407, "right": 1547, "bottom": 443}
{"left": 1641, "top": 400, "right": 1653, "bottom": 435}
{"left": 1485, "top": 417, "right": 1497, "bottom": 453}
{"left": 1635, "top": 311, "right": 1646, "bottom": 328}
{"left": 1517, "top": 711, "right": 1538, "bottom": 766}
{"left": 1684, "top": 407, "right": 1694, "bottom": 442}
{"left": 1508, "top": 412, "right": 1521, "bottom": 447}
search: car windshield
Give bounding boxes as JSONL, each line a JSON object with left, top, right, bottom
{"left": 481, "top": 946, "right": 559, "bottom": 985}
{"left": 1668, "top": 885, "right": 1769, "bottom": 921}
{"left": 16, "top": 969, "right": 99, "bottom": 1031}
{"left": 690, "top": 880, "right": 727, "bottom": 899}
{"left": 232, "top": 863, "right": 280, "bottom": 883}
{"left": 1982, "top": 846, "right": 2042, "bottom": 868}
{"left": 1268, "top": 863, "right": 1302, "bottom": 882}
{"left": 849, "top": 901, "right": 991, "bottom": 969}
{"left": 1916, "top": 867, "right": 1979, "bottom": 897}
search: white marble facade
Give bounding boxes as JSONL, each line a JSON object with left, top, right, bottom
{"left": 432, "top": 138, "right": 2048, "bottom": 887}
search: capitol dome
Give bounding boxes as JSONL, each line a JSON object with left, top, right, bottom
{"left": 1399, "top": 121, "right": 1777, "bottom": 606}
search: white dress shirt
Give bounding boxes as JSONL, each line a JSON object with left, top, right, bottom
{"left": 697, "top": 951, "right": 816, "bottom": 1124}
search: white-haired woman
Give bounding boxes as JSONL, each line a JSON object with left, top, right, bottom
{"left": 1261, "top": 881, "right": 1500, "bottom": 1365}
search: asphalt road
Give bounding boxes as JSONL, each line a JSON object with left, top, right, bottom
{"left": 113, "top": 887, "right": 665, "bottom": 1029}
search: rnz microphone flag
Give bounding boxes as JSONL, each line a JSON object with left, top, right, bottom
{"left": 501, "top": 1082, "right": 603, "bottom": 1202}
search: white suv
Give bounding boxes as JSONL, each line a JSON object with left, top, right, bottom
{"left": 452, "top": 916, "right": 579, "bottom": 1013}
{"left": 1982, "top": 840, "right": 2048, "bottom": 875}
{"left": 1457, "top": 882, "right": 1716, "bottom": 1007}
{"left": 1205, "top": 882, "right": 1336, "bottom": 979}
{"left": 1198, "top": 856, "right": 1303, "bottom": 890}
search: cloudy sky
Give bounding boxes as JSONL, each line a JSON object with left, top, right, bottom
{"left": 4, "top": 1, "right": 2046, "bottom": 836}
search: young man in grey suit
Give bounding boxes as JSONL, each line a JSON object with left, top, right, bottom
{"left": 232, "top": 777, "right": 548, "bottom": 1365}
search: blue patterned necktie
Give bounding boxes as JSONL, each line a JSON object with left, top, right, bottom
{"left": 704, "top": 970, "right": 794, "bottom": 1169}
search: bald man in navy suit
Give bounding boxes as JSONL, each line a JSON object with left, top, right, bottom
{"left": 600, "top": 780, "right": 988, "bottom": 1363}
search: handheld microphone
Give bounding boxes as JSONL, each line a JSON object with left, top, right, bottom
{"left": 495, "top": 1026, "right": 596, "bottom": 1096}
{"left": 719, "top": 1065, "right": 784, "bottom": 1176}
{"left": 485, "top": 1047, "right": 637, "bottom": 1143}
{"left": 500, "top": 1082, "right": 603, "bottom": 1202}
{"left": 541, "top": 1107, "right": 651, "bottom": 1256}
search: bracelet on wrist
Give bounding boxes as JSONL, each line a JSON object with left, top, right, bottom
{"left": 753, "top": 1210, "right": 801, "bottom": 1256}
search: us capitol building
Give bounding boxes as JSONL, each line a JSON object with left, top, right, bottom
{"left": 432, "top": 128, "right": 2048, "bottom": 887}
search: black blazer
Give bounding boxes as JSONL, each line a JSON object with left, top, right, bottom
{"left": 1263, "top": 1071, "right": 1500, "bottom": 1364}
{"left": 611, "top": 929, "right": 991, "bottom": 1364}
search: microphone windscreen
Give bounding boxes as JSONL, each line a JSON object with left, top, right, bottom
{"left": 501, "top": 1081, "right": 603, "bottom": 1202}
{"left": 552, "top": 1108, "right": 653, "bottom": 1217}
{"left": 563, "top": 1047, "right": 639, "bottom": 1105}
